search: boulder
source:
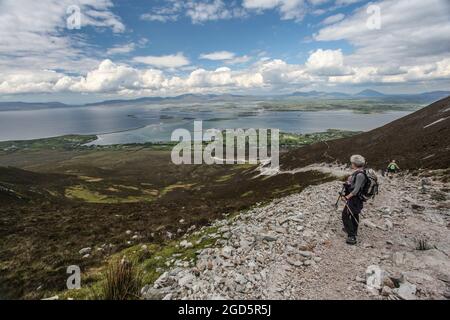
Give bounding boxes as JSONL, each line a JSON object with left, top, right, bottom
{"left": 365, "top": 265, "right": 387, "bottom": 290}
{"left": 258, "top": 234, "right": 277, "bottom": 242}
{"left": 383, "top": 277, "right": 396, "bottom": 289}
{"left": 384, "top": 219, "right": 394, "bottom": 230}
{"left": 286, "top": 258, "right": 303, "bottom": 267}
{"left": 394, "top": 282, "right": 417, "bottom": 300}
{"left": 179, "top": 240, "right": 193, "bottom": 248}
{"left": 79, "top": 247, "right": 91, "bottom": 255}
{"left": 298, "top": 251, "right": 313, "bottom": 258}
{"left": 362, "top": 219, "right": 377, "bottom": 228}
{"left": 178, "top": 274, "right": 196, "bottom": 288}
{"left": 221, "top": 246, "right": 233, "bottom": 258}
{"left": 381, "top": 286, "right": 393, "bottom": 297}
{"left": 141, "top": 286, "right": 165, "bottom": 300}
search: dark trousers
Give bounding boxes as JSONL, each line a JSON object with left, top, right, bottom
{"left": 342, "top": 197, "right": 363, "bottom": 237}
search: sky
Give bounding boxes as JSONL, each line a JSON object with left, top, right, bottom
{"left": 0, "top": 0, "right": 449, "bottom": 104}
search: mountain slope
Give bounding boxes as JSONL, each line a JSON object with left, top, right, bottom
{"left": 141, "top": 171, "right": 450, "bottom": 300}
{"left": 281, "top": 96, "right": 450, "bottom": 170}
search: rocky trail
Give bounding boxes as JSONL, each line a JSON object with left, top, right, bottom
{"left": 142, "top": 165, "right": 450, "bottom": 300}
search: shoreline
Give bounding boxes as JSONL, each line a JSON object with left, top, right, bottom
{"left": 0, "top": 108, "right": 414, "bottom": 144}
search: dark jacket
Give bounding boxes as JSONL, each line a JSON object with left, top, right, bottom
{"left": 344, "top": 169, "right": 366, "bottom": 198}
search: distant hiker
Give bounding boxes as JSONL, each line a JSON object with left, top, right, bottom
{"left": 341, "top": 155, "right": 367, "bottom": 245}
{"left": 386, "top": 160, "right": 400, "bottom": 176}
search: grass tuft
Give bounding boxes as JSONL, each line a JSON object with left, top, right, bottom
{"left": 101, "top": 257, "right": 143, "bottom": 300}
{"left": 415, "top": 237, "right": 433, "bottom": 251}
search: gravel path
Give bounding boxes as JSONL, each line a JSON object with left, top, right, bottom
{"left": 143, "top": 166, "right": 450, "bottom": 300}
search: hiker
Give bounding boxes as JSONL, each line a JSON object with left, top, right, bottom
{"left": 386, "top": 160, "right": 400, "bottom": 175}
{"left": 341, "top": 155, "right": 367, "bottom": 245}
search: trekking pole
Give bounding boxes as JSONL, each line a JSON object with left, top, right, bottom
{"left": 327, "top": 186, "right": 345, "bottom": 228}
{"left": 334, "top": 185, "right": 345, "bottom": 210}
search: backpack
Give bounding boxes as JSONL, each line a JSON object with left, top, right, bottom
{"left": 353, "top": 169, "right": 379, "bottom": 201}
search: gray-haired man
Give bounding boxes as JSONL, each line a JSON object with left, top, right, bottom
{"left": 342, "top": 155, "right": 367, "bottom": 245}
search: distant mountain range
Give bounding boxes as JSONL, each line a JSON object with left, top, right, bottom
{"left": 286, "top": 89, "right": 450, "bottom": 101}
{"left": 0, "top": 90, "right": 449, "bottom": 111}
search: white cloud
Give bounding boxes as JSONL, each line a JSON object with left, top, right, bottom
{"left": 186, "top": 0, "right": 246, "bottom": 24}
{"left": 327, "top": 58, "right": 450, "bottom": 85}
{"left": 306, "top": 49, "right": 352, "bottom": 76}
{"left": 1, "top": 0, "right": 449, "bottom": 97}
{"left": 226, "top": 55, "right": 252, "bottom": 65}
{"left": 200, "top": 51, "right": 252, "bottom": 65}
{"left": 315, "top": 0, "right": 450, "bottom": 68}
{"left": 140, "top": 13, "right": 179, "bottom": 23}
{"left": 308, "top": 0, "right": 330, "bottom": 5}
{"left": 138, "top": 38, "right": 150, "bottom": 46}
{"left": 0, "top": 70, "right": 63, "bottom": 94}
{"left": 133, "top": 53, "right": 190, "bottom": 69}
{"left": 138, "top": 0, "right": 366, "bottom": 25}
{"left": 335, "top": 0, "right": 364, "bottom": 5}
{"left": 200, "top": 51, "right": 236, "bottom": 61}
{"left": 0, "top": 59, "right": 272, "bottom": 95}
{"left": 66, "top": 60, "right": 140, "bottom": 93}
{"left": 107, "top": 43, "right": 136, "bottom": 55}
{"left": 321, "top": 13, "right": 345, "bottom": 24}
{"left": 0, "top": 0, "right": 124, "bottom": 75}
{"left": 79, "top": 5, "right": 125, "bottom": 33}
{"left": 246, "top": 58, "right": 315, "bottom": 89}
{"left": 1, "top": 54, "right": 449, "bottom": 96}
{"left": 142, "top": 0, "right": 310, "bottom": 24}
{"left": 243, "top": 0, "right": 307, "bottom": 21}
{"left": 140, "top": 0, "right": 181, "bottom": 22}
{"left": 140, "top": 0, "right": 246, "bottom": 24}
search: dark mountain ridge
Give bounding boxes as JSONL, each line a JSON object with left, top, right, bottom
{"left": 281, "top": 96, "right": 450, "bottom": 170}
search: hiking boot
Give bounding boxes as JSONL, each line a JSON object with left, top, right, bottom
{"left": 346, "top": 236, "right": 357, "bottom": 245}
